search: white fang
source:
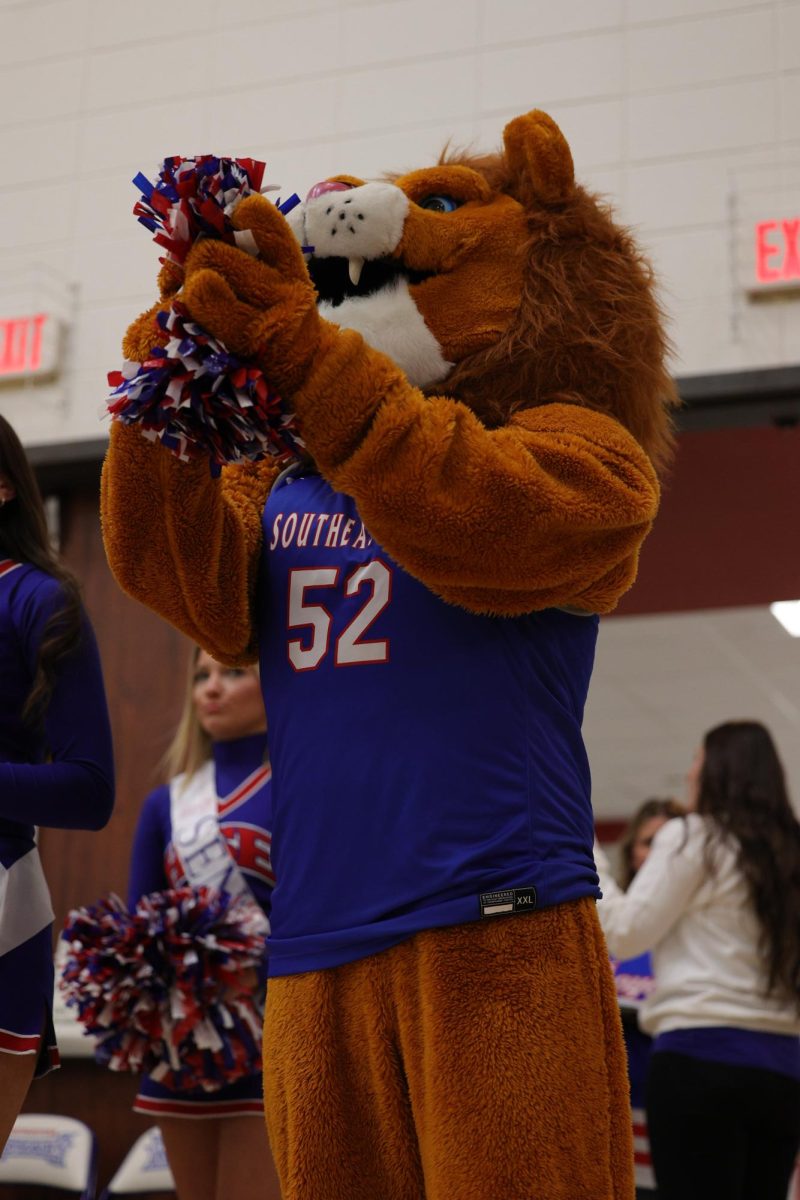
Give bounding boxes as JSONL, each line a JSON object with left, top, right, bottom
{"left": 348, "top": 257, "right": 365, "bottom": 286}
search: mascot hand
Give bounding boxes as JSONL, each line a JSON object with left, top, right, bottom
{"left": 121, "top": 259, "right": 185, "bottom": 363}
{"left": 182, "top": 194, "right": 328, "bottom": 396}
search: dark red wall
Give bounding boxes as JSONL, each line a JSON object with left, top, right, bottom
{"left": 617, "top": 424, "right": 800, "bottom": 616}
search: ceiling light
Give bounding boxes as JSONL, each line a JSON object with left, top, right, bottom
{"left": 770, "top": 600, "right": 800, "bottom": 637}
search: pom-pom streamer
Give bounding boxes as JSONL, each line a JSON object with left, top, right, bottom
{"left": 60, "top": 888, "right": 268, "bottom": 1092}
{"left": 132, "top": 156, "right": 301, "bottom": 264}
{"left": 109, "top": 155, "right": 306, "bottom": 465}
{"left": 107, "top": 301, "right": 306, "bottom": 465}
{"left": 133, "top": 156, "right": 267, "bottom": 264}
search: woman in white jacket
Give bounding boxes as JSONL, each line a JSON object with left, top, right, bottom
{"left": 597, "top": 720, "right": 800, "bottom": 1200}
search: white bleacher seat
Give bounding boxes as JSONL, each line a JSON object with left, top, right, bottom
{"left": 99, "top": 1127, "right": 175, "bottom": 1198}
{"left": 0, "top": 1113, "right": 96, "bottom": 1197}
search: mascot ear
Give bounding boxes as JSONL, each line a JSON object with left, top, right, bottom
{"left": 502, "top": 110, "right": 575, "bottom": 207}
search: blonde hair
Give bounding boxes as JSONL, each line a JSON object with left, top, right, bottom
{"left": 161, "top": 646, "right": 213, "bottom": 783}
{"left": 161, "top": 646, "right": 265, "bottom": 784}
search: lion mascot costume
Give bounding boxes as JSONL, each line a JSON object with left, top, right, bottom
{"left": 102, "top": 109, "right": 676, "bottom": 1199}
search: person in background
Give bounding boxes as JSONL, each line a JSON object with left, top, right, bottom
{"left": 127, "top": 647, "right": 280, "bottom": 1200}
{"left": 597, "top": 721, "right": 800, "bottom": 1200}
{"left": 600, "top": 797, "right": 686, "bottom": 1199}
{"left": 617, "top": 797, "right": 687, "bottom": 891}
{"left": 0, "top": 414, "right": 114, "bottom": 1152}
{"left": 606, "top": 797, "right": 687, "bottom": 1060}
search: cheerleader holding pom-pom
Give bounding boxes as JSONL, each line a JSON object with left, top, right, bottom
{"left": 62, "top": 647, "right": 280, "bottom": 1200}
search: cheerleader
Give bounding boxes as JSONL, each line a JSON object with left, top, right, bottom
{"left": 0, "top": 415, "right": 114, "bottom": 1151}
{"left": 127, "top": 647, "right": 280, "bottom": 1200}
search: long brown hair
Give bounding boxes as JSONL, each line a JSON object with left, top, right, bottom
{"left": 0, "top": 414, "right": 83, "bottom": 725}
{"left": 697, "top": 720, "right": 800, "bottom": 1008}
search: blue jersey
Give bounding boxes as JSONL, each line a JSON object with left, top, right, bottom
{"left": 127, "top": 732, "right": 275, "bottom": 920}
{"left": 0, "top": 557, "right": 112, "bottom": 1074}
{"left": 0, "top": 558, "right": 114, "bottom": 865}
{"left": 259, "top": 471, "right": 600, "bottom": 976}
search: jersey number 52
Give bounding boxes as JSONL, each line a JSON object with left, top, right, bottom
{"left": 287, "top": 560, "right": 392, "bottom": 671}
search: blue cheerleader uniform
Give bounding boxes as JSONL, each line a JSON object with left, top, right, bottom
{"left": 127, "top": 732, "right": 273, "bottom": 1118}
{"left": 0, "top": 558, "right": 114, "bottom": 1076}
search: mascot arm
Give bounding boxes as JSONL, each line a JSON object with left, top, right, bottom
{"left": 285, "top": 333, "right": 659, "bottom": 616}
{"left": 101, "top": 422, "right": 275, "bottom": 664}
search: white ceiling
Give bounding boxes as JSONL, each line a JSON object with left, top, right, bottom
{"left": 584, "top": 605, "right": 800, "bottom": 820}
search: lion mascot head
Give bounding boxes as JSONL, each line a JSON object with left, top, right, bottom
{"left": 281, "top": 108, "right": 676, "bottom": 471}
{"left": 126, "top": 109, "right": 676, "bottom": 478}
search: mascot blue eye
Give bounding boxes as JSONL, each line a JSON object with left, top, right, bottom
{"left": 418, "top": 195, "right": 460, "bottom": 213}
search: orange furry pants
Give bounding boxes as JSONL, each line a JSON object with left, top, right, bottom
{"left": 263, "top": 897, "right": 633, "bottom": 1200}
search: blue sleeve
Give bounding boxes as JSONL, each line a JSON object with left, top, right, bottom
{"left": 0, "top": 576, "right": 114, "bottom": 829}
{"left": 127, "top": 785, "right": 171, "bottom": 908}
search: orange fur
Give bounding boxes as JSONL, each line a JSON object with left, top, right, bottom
{"left": 264, "top": 901, "right": 634, "bottom": 1200}
{"left": 420, "top": 124, "right": 678, "bottom": 473}
{"left": 383, "top": 110, "right": 678, "bottom": 474}
{"left": 101, "top": 422, "right": 276, "bottom": 664}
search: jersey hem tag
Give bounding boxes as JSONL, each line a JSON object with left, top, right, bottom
{"left": 479, "top": 886, "right": 537, "bottom": 918}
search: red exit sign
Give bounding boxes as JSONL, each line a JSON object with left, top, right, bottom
{"left": 0, "top": 313, "right": 59, "bottom": 380}
{"left": 754, "top": 218, "right": 800, "bottom": 288}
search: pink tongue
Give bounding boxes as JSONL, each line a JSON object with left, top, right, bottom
{"left": 306, "top": 180, "right": 352, "bottom": 202}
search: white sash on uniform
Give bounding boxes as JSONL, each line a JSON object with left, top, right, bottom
{"left": 0, "top": 847, "right": 54, "bottom": 957}
{"left": 169, "top": 761, "right": 269, "bottom": 936}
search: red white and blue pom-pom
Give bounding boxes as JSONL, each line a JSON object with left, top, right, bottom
{"left": 60, "top": 888, "right": 267, "bottom": 1091}
{"left": 107, "top": 155, "right": 305, "bottom": 466}
{"left": 107, "top": 301, "right": 306, "bottom": 464}
{"left": 132, "top": 155, "right": 299, "bottom": 265}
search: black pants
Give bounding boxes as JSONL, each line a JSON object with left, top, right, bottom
{"left": 646, "top": 1051, "right": 800, "bottom": 1200}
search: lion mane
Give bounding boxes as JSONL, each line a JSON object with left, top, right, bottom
{"left": 432, "top": 144, "right": 678, "bottom": 475}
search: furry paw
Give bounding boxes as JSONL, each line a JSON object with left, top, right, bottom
{"left": 232, "top": 193, "right": 310, "bottom": 283}
{"left": 182, "top": 238, "right": 323, "bottom": 396}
